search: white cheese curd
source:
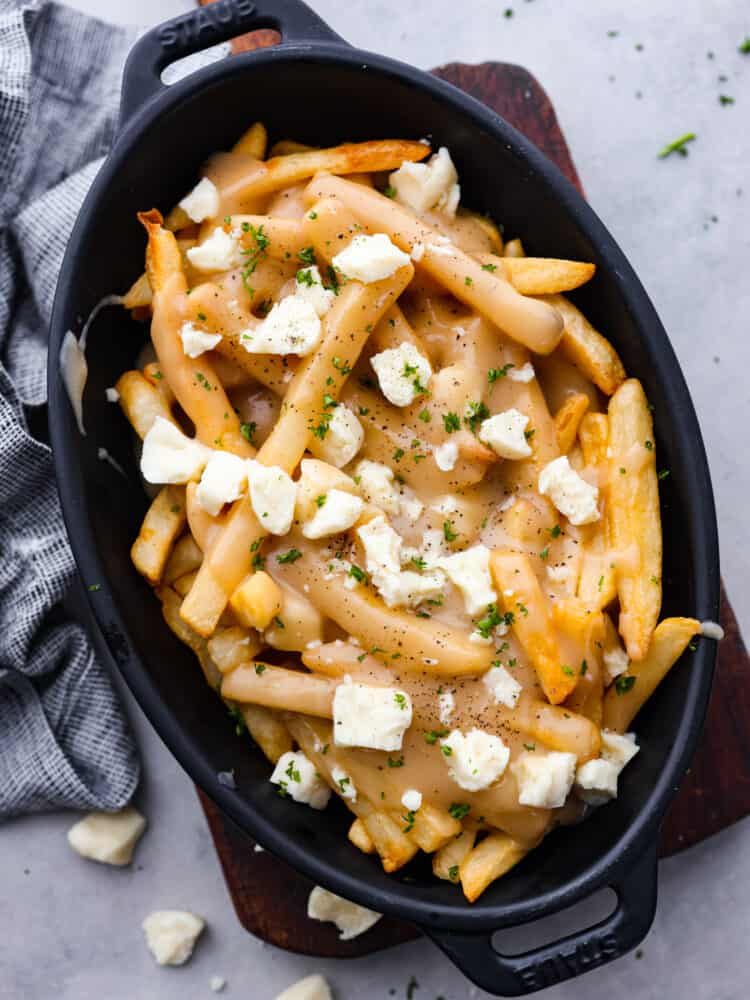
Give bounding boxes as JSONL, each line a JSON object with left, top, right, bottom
{"left": 67, "top": 807, "right": 146, "bottom": 866}
{"left": 195, "top": 451, "right": 247, "bottom": 516}
{"left": 700, "top": 619, "right": 725, "bottom": 640}
{"left": 210, "top": 976, "right": 227, "bottom": 993}
{"left": 142, "top": 910, "right": 205, "bottom": 966}
{"left": 269, "top": 751, "right": 331, "bottom": 810}
{"left": 186, "top": 226, "right": 241, "bottom": 272}
{"left": 575, "top": 759, "right": 620, "bottom": 806}
{"left": 377, "top": 568, "right": 445, "bottom": 609}
{"left": 438, "top": 545, "right": 496, "bottom": 615}
{"left": 357, "top": 515, "right": 403, "bottom": 580}
{"left": 421, "top": 528, "right": 447, "bottom": 569}
{"left": 140, "top": 416, "right": 212, "bottom": 484}
{"left": 333, "top": 681, "right": 412, "bottom": 751}
{"left": 275, "top": 974, "right": 333, "bottom": 1000}
{"left": 478, "top": 409, "right": 532, "bottom": 460}
{"left": 575, "top": 732, "right": 639, "bottom": 806}
{"left": 547, "top": 564, "right": 574, "bottom": 585}
{"left": 332, "top": 232, "right": 410, "bottom": 283}
{"left": 401, "top": 789, "right": 423, "bottom": 812}
{"left": 399, "top": 491, "right": 424, "bottom": 523}
{"left": 602, "top": 644, "right": 630, "bottom": 683}
{"left": 389, "top": 146, "right": 461, "bottom": 216}
{"left": 438, "top": 690, "right": 455, "bottom": 726}
{"left": 105, "top": 386, "right": 120, "bottom": 403}
{"left": 538, "top": 455, "right": 600, "bottom": 526}
{"left": 512, "top": 751, "right": 577, "bottom": 808}
{"left": 307, "top": 886, "right": 382, "bottom": 941}
{"left": 482, "top": 665, "right": 522, "bottom": 709}
{"left": 441, "top": 728, "right": 510, "bottom": 792}
{"left": 178, "top": 176, "right": 220, "bottom": 222}
{"left": 295, "top": 265, "right": 336, "bottom": 316}
{"left": 370, "top": 342, "right": 433, "bottom": 407}
{"left": 314, "top": 405, "right": 364, "bottom": 468}
{"left": 330, "top": 764, "right": 357, "bottom": 801}
{"left": 507, "top": 362, "right": 535, "bottom": 383}
{"left": 434, "top": 440, "right": 459, "bottom": 471}
{"left": 302, "top": 488, "right": 364, "bottom": 539}
{"left": 601, "top": 730, "right": 639, "bottom": 769}
{"left": 246, "top": 460, "right": 297, "bottom": 535}
{"left": 241, "top": 294, "right": 321, "bottom": 356}
{"left": 180, "top": 321, "right": 222, "bottom": 359}
{"left": 354, "top": 459, "right": 401, "bottom": 515}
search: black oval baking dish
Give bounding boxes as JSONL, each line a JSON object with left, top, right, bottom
{"left": 47, "top": 0, "right": 720, "bottom": 993}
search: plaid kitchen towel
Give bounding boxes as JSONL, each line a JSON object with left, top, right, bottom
{"left": 0, "top": 0, "right": 141, "bottom": 817}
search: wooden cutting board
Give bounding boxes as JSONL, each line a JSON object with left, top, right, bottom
{"left": 192, "top": 11, "right": 750, "bottom": 957}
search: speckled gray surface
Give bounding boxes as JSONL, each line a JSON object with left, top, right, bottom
{"left": 3, "top": 1, "right": 749, "bottom": 997}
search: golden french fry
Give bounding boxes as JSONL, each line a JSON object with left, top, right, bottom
{"left": 263, "top": 583, "right": 325, "bottom": 652}
{"left": 230, "top": 571, "right": 283, "bottom": 630}
{"left": 433, "top": 828, "right": 477, "bottom": 882}
{"left": 172, "top": 570, "right": 198, "bottom": 597}
{"left": 459, "top": 209, "right": 504, "bottom": 252}
{"left": 221, "top": 662, "right": 336, "bottom": 718}
{"left": 116, "top": 370, "right": 174, "bottom": 439}
{"left": 504, "top": 237, "right": 525, "bottom": 258}
{"left": 268, "top": 138, "right": 317, "bottom": 157}
{"left": 122, "top": 271, "right": 152, "bottom": 310}
{"left": 130, "top": 486, "right": 186, "bottom": 585}
{"left": 602, "top": 617, "right": 701, "bottom": 732}
{"left": 238, "top": 703, "right": 292, "bottom": 763}
{"left": 394, "top": 803, "right": 461, "bottom": 853}
{"left": 459, "top": 833, "right": 527, "bottom": 902}
{"left": 164, "top": 533, "right": 203, "bottom": 583}
{"left": 158, "top": 586, "right": 222, "bottom": 690}
{"left": 539, "top": 294, "right": 626, "bottom": 396}
{"left": 490, "top": 550, "right": 579, "bottom": 704}
{"left": 348, "top": 818, "right": 375, "bottom": 854}
{"left": 476, "top": 254, "right": 596, "bottom": 295}
{"left": 207, "top": 625, "right": 263, "bottom": 674}
{"left": 554, "top": 392, "right": 590, "bottom": 454}
{"left": 608, "top": 378, "right": 662, "bottom": 660}
{"left": 304, "top": 175, "right": 563, "bottom": 354}
{"left": 232, "top": 121, "right": 268, "bottom": 158}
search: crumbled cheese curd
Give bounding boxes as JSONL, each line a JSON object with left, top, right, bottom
{"left": 186, "top": 227, "right": 241, "bottom": 272}
{"left": 441, "top": 728, "right": 510, "bottom": 791}
{"left": 180, "top": 321, "right": 222, "bottom": 359}
{"left": 179, "top": 177, "right": 219, "bottom": 222}
{"left": 241, "top": 294, "right": 321, "bottom": 356}
{"left": 539, "top": 455, "right": 600, "bottom": 526}
{"left": 370, "top": 342, "right": 433, "bottom": 407}
{"left": 389, "top": 146, "right": 460, "bottom": 216}
{"left": 332, "top": 233, "right": 410, "bottom": 283}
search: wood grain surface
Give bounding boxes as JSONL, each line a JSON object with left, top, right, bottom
{"left": 192, "top": 5, "right": 749, "bottom": 957}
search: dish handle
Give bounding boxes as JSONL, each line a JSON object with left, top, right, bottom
{"left": 424, "top": 840, "right": 658, "bottom": 996}
{"left": 119, "top": 0, "right": 345, "bottom": 127}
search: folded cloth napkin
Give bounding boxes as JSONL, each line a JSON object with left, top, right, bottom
{"left": 0, "top": 0, "right": 141, "bottom": 818}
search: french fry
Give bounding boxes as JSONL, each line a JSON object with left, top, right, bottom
{"left": 232, "top": 121, "right": 268, "bottom": 158}
{"left": 460, "top": 209, "right": 504, "bottom": 252}
{"left": 221, "top": 661, "right": 336, "bottom": 717}
{"left": 221, "top": 138, "right": 430, "bottom": 208}
{"left": 602, "top": 617, "right": 701, "bottom": 732}
{"left": 608, "top": 379, "right": 662, "bottom": 660}
{"left": 433, "top": 827, "right": 477, "bottom": 882}
{"left": 304, "top": 175, "right": 563, "bottom": 354}
{"left": 237, "top": 703, "right": 293, "bottom": 763}
{"left": 348, "top": 818, "right": 376, "bottom": 854}
{"left": 158, "top": 586, "right": 222, "bottom": 690}
{"left": 268, "top": 139, "right": 317, "bottom": 157}
{"left": 122, "top": 271, "right": 152, "bottom": 310}
{"left": 229, "top": 571, "right": 283, "bottom": 630}
{"left": 394, "top": 803, "right": 461, "bottom": 853}
{"left": 164, "top": 533, "right": 203, "bottom": 583}
{"left": 539, "top": 294, "right": 626, "bottom": 396}
{"left": 475, "top": 254, "right": 596, "bottom": 295}
{"left": 130, "top": 486, "right": 186, "bottom": 585}
{"left": 263, "top": 583, "right": 325, "bottom": 652}
{"left": 207, "top": 625, "right": 263, "bottom": 673}
{"left": 576, "top": 413, "right": 617, "bottom": 609}
{"left": 504, "top": 237, "right": 525, "bottom": 258}
{"left": 554, "top": 392, "right": 590, "bottom": 454}
{"left": 490, "top": 550, "right": 579, "bottom": 704}
{"left": 116, "top": 370, "right": 174, "bottom": 439}
{"left": 459, "top": 832, "right": 527, "bottom": 902}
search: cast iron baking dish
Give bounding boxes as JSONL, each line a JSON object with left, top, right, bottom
{"left": 47, "top": 0, "right": 720, "bottom": 993}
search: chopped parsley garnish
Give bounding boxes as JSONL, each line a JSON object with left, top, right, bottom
{"left": 273, "top": 615, "right": 285, "bottom": 630}
{"left": 658, "top": 469, "right": 671, "bottom": 480}
{"left": 481, "top": 262, "right": 498, "bottom": 272}
{"left": 254, "top": 663, "right": 267, "bottom": 675}
{"left": 464, "top": 400, "right": 490, "bottom": 433}
{"left": 443, "top": 520, "right": 457, "bottom": 542}
{"left": 393, "top": 447, "right": 405, "bottom": 462}
{"left": 448, "top": 865, "right": 459, "bottom": 882}
{"left": 644, "top": 439, "right": 653, "bottom": 450}
{"left": 383, "top": 185, "right": 397, "bottom": 198}
{"left": 524, "top": 428, "right": 535, "bottom": 441}
{"left": 442, "top": 411, "right": 461, "bottom": 433}
{"left": 580, "top": 660, "right": 588, "bottom": 676}
{"left": 197, "top": 311, "right": 207, "bottom": 322}
{"left": 562, "top": 665, "right": 574, "bottom": 677}
{"left": 337, "top": 775, "right": 351, "bottom": 794}
{"left": 448, "top": 802, "right": 471, "bottom": 820}
{"left": 88, "top": 583, "right": 101, "bottom": 592}
{"left": 250, "top": 539, "right": 262, "bottom": 552}
{"left": 658, "top": 133, "right": 696, "bottom": 159}
{"left": 475, "top": 603, "right": 504, "bottom": 639}
{"left": 285, "top": 760, "right": 301, "bottom": 783}
{"left": 314, "top": 494, "right": 327, "bottom": 508}
{"left": 296, "top": 267, "right": 315, "bottom": 286}
{"left": 719, "top": 95, "right": 735, "bottom": 106}
{"left": 464, "top": 276, "right": 473, "bottom": 286}
{"left": 516, "top": 601, "right": 529, "bottom": 617}
{"left": 424, "top": 729, "right": 449, "bottom": 744}
{"left": 406, "top": 976, "right": 419, "bottom": 1000}
{"left": 277, "top": 549, "right": 302, "bottom": 564}
{"left": 441, "top": 744, "right": 453, "bottom": 757}
{"left": 239, "top": 223, "right": 270, "bottom": 296}
{"left": 410, "top": 556, "right": 427, "bottom": 571}
{"left": 227, "top": 704, "right": 246, "bottom": 736}
{"left": 418, "top": 408, "right": 431, "bottom": 423}
{"left": 394, "top": 692, "right": 408, "bottom": 710}
{"left": 308, "top": 210, "right": 318, "bottom": 220}
{"left": 387, "top": 755, "right": 404, "bottom": 768}
{"left": 539, "top": 546, "right": 549, "bottom": 561}
{"left": 251, "top": 552, "right": 265, "bottom": 571}
{"left": 740, "top": 37, "right": 750, "bottom": 54}
{"left": 488, "top": 363, "right": 514, "bottom": 383}
{"left": 523, "top": 742, "right": 536, "bottom": 752}
{"left": 332, "top": 355, "right": 351, "bottom": 375}
{"left": 615, "top": 675, "right": 636, "bottom": 695}
{"left": 550, "top": 523, "right": 562, "bottom": 538}
{"left": 358, "top": 406, "right": 369, "bottom": 416}
{"left": 240, "top": 421, "right": 257, "bottom": 444}
{"left": 297, "top": 245, "right": 316, "bottom": 266}
{"left": 195, "top": 372, "right": 213, "bottom": 392}
{"left": 402, "top": 810, "right": 416, "bottom": 833}
{"left": 322, "top": 392, "right": 338, "bottom": 409}
{"left": 170, "top": 504, "right": 181, "bottom": 514}
{"left": 325, "top": 264, "right": 341, "bottom": 295}
{"left": 348, "top": 564, "right": 368, "bottom": 584}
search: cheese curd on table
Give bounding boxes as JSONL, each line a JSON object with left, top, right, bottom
{"left": 118, "top": 129, "right": 692, "bottom": 904}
